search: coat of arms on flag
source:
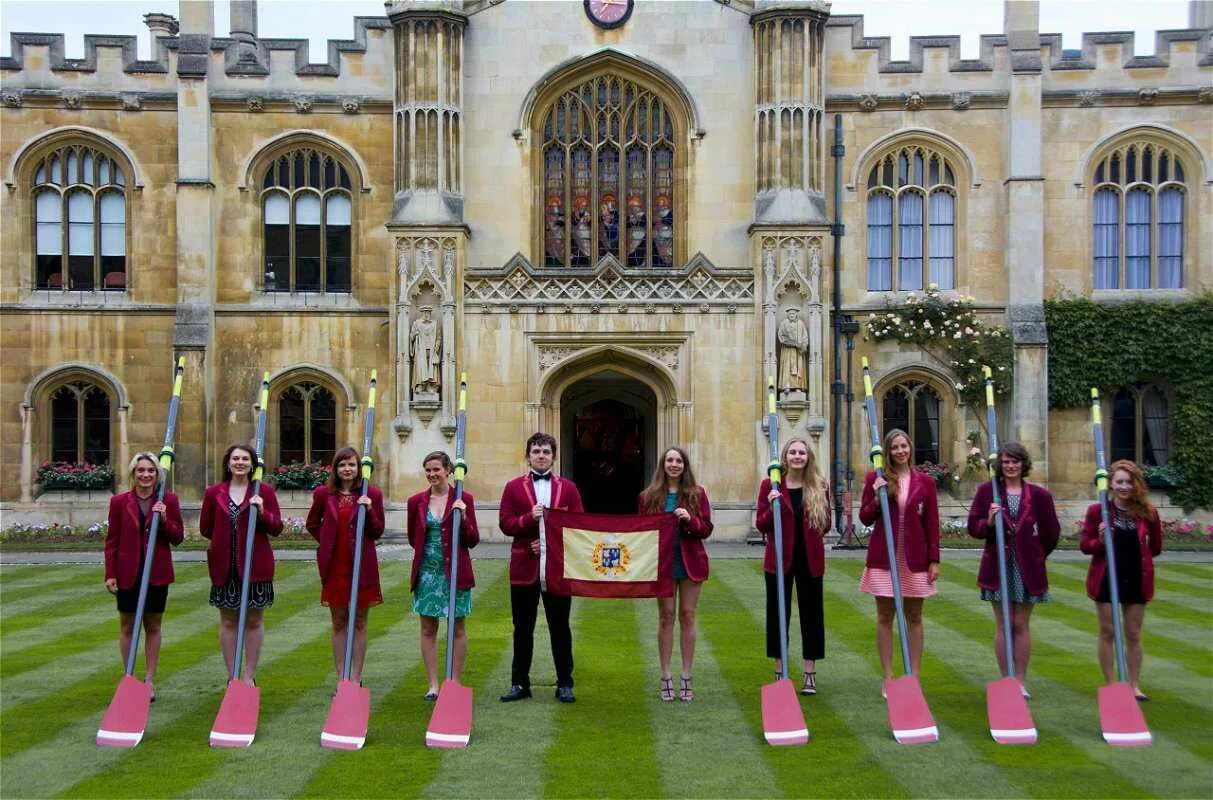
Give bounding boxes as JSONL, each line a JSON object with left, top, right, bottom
{"left": 543, "top": 510, "right": 676, "bottom": 598}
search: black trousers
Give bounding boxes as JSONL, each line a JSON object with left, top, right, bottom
{"left": 765, "top": 556, "right": 825, "bottom": 662}
{"left": 510, "top": 582, "right": 574, "bottom": 688}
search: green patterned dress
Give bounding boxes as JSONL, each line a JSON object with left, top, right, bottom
{"left": 412, "top": 509, "right": 472, "bottom": 618}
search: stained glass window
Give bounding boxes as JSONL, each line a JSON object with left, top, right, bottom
{"left": 541, "top": 75, "right": 677, "bottom": 269}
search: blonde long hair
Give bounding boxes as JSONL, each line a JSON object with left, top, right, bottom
{"left": 781, "top": 438, "right": 828, "bottom": 531}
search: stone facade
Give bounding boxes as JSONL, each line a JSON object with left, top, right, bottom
{"left": 2, "top": 0, "right": 1210, "bottom": 534}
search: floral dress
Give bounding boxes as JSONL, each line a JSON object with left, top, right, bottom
{"left": 980, "top": 494, "right": 1051, "bottom": 604}
{"left": 411, "top": 509, "right": 471, "bottom": 619}
{"left": 209, "top": 497, "right": 274, "bottom": 611}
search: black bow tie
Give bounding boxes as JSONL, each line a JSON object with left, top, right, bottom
{"left": 530, "top": 471, "right": 552, "bottom": 482}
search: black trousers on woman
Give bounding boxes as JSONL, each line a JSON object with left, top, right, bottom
{"left": 764, "top": 553, "right": 825, "bottom": 661}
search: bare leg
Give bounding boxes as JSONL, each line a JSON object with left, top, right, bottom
{"left": 656, "top": 595, "right": 675, "bottom": 679}
{"left": 241, "top": 609, "right": 264, "bottom": 685}
{"left": 874, "top": 597, "right": 895, "bottom": 681}
{"left": 351, "top": 609, "right": 369, "bottom": 683}
{"left": 1095, "top": 603, "right": 1116, "bottom": 683}
{"left": 329, "top": 606, "right": 349, "bottom": 680}
{"left": 452, "top": 617, "right": 468, "bottom": 682}
{"left": 677, "top": 579, "right": 702, "bottom": 678}
{"left": 118, "top": 612, "right": 135, "bottom": 671}
{"left": 903, "top": 598, "right": 925, "bottom": 676}
{"left": 420, "top": 615, "right": 440, "bottom": 694}
{"left": 219, "top": 610, "right": 239, "bottom": 678}
{"left": 1123, "top": 604, "right": 1146, "bottom": 692}
{"left": 991, "top": 601, "right": 1009, "bottom": 676}
{"left": 143, "top": 613, "right": 163, "bottom": 687}
{"left": 1011, "top": 603, "right": 1034, "bottom": 680}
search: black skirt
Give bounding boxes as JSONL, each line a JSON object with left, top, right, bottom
{"left": 116, "top": 583, "right": 168, "bottom": 614}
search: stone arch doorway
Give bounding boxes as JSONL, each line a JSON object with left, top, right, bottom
{"left": 560, "top": 372, "right": 656, "bottom": 513}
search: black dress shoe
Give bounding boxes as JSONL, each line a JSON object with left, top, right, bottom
{"left": 555, "top": 686, "right": 576, "bottom": 703}
{"left": 499, "top": 684, "right": 532, "bottom": 702}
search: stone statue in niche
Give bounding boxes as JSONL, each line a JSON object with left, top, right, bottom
{"left": 410, "top": 305, "right": 442, "bottom": 395}
{"left": 777, "top": 306, "right": 809, "bottom": 393}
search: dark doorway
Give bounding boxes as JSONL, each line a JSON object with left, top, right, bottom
{"left": 561, "top": 373, "right": 656, "bottom": 514}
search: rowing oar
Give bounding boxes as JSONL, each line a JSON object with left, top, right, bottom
{"left": 427, "top": 372, "right": 475, "bottom": 748}
{"left": 96, "top": 357, "right": 185, "bottom": 748}
{"left": 322, "top": 371, "right": 379, "bottom": 750}
{"left": 759, "top": 377, "right": 809, "bottom": 746}
{"left": 1090, "top": 388, "right": 1152, "bottom": 746}
{"left": 861, "top": 357, "right": 938, "bottom": 744}
{"left": 981, "top": 366, "right": 1036, "bottom": 745}
{"left": 210, "top": 372, "right": 270, "bottom": 748}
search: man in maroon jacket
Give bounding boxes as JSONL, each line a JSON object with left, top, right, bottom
{"left": 498, "top": 432, "right": 584, "bottom": 703}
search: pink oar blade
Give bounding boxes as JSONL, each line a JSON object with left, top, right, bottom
{"left": 321, "top": 679, "right": 371, "bottom": 750}
{"left": 96, "top": 674, "right": 152, "bottom": 748}
{"left": 1099, "top": 682, "right": 1152, "bottom": 746}
{"left": 986, "top": 677, "right": 1037, "bottom": 745}
{"left": 886, "top": 676, "right": 939, "bottom": 745}
{"left": 426, "top": 679, "right": 473, "bottom": 749}
{"left": 209, "top": 678, "right": 260, "bottom": 748}
{"left": 760, "top": 678, "right": 809, "bottom": 746}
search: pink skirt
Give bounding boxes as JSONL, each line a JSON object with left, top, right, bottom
{"left": 860, "top": 508, "right": 936, "bottom": 599}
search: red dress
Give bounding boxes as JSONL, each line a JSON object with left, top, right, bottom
{"left": 321, "top": 493, "right": 384, "bottom": 610}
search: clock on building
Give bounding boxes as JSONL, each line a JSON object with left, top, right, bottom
{"left": 584, "top": 0, "right": 634, "bottom": 29}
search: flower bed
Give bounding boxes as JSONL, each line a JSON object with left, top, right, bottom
{"left": 266, "top": 462, "right": 330, "bottom": 491}
{"left": 36, "top": 461, "right": 115, "bottom": 492}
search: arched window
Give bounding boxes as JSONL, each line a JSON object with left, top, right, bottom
{"left": 1110, "top": 383, "right": 1170, "bottom": 466}
{"left": 49, "top": 380, "right": 111, "bottom": 465}
{"left": 539, "top": 74, "right": 678, "bottom": 269}
{"left": 261, "top": 148, "right": 353, "bottom": 293}
{"left": 31, "top": 142, "right": 128, "bottom": 291}
{"left": 866, "top": 145, "right": 957, "bottom": 291}
{"left": 881, "top": 380, "right": 942, "bottom": 465}
{"left": 1091, "top": 142, "right": 1186, "bottom": 289}
{"left": 278, "top": 381, "right": 337, "bottom": 466}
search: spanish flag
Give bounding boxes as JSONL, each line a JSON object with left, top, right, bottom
{"left": 542, "top": 510, "right": 677, "bottom": 598}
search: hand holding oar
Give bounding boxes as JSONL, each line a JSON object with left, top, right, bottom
{"left": 980, "top": 366, "right": 1036, "bottom": 745}
{"left": 322, "top": 371, "right": 379, "bottom": 750}
{"left": 427, "top": 373, "right": 476, "bottom": 749}
{"left": 759, "top": 377, "right": 809, "bottom": 746}
{"left": 1088, "top": 389, "right": 1152, "bottom": 746}
{"left": 210, "top": 373, "right": 271, "bottom": 748}
{"left": 861, "top": 357, "right": 938, "bottom": 745}
{"left": 97, "top": 357, "right": 186, "bottom": 748}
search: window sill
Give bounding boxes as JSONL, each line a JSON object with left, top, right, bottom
{"left": 240, "top": 293, "right": 367, "bottom": 311}
{"left": 20, "top": 290, "right": 136, "bottom": 310}
{"left": 1091, "top": 288, "right": 1192, "bottom": 303}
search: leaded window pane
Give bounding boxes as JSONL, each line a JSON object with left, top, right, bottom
{"left": 1125, "top": 188, "right": 1151, "bottom": 289}
{"left": 1158, "top": 188, "right": 1183, "bottom": 289}
{"left": 1093, "top": 188, "right": 1119, "bottom": 289}
{"left": 897, "top": 191, "right": 924, "bottom": 291}
{"left": 866, "top": 193, "right": 892, "bottom": 291}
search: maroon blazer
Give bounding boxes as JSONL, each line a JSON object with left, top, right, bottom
{"left": 967, "top": 481, "right": 1060, "bottom": 597}
{"left": 1080, "top": 502, "right": 1163, "bottom": 602}
{"left": 199, "top": 482, "right": 283, "bottom": 586}
{"left": 499, "top": 473, "right": 584, "bottom": 585}
{"left": 755, "top": 478, "right": 831, "bottom": 578}
{"left": 859, "top": 470, "right": 941, "bottom": 572}
{"left": 104, "top": 489, "right": 185, "bottom": 589}
{"left": 637, "top": 486, "right": 714, "bottom": 583}
{"left": 406, "top": 488, "right": 480, "bottom": 592}
{"left": 305, "top": 484, "right": 385, "bottom": 589}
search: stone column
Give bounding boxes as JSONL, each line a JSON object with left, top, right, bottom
{"left": 227, "top": 0, "right": 266, "bottom": 73}
{"left": 751, "top": 1, "right": 830, "bottom": 225}
{"left": 143, "top": 13, "right": 179, "bottom": 60}
{"left": 1003, "top": 1, "right": 1049, "bottom": 477}
{"left": 173, "top": 1, "right": 215, "bottom": 498}
{"left": 19, "top": 404, "right": 33, "bottom": 503}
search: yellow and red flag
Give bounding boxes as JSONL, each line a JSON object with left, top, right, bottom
{"left": 543, "top": 510, "right": 676, "bottom": 598}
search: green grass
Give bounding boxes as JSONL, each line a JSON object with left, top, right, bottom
{"left": 1, "top": 557, "right": 1210, "bottom": 799}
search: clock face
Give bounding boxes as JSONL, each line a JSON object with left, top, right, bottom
{"left": 584, "top": 0, "right": 634, "bottom": 29}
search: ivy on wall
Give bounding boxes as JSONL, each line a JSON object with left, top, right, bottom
{"left": 1044, "top": 295, "right": 1213, "bottom": 511}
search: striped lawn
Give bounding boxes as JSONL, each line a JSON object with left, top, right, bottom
{"left": 1, "top": 556, "right": 1211, "bottom": 799}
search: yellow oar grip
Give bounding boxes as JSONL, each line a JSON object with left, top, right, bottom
{"left": 458, "top": 372, "right": 468, "bottom": 413}
{"left": 1091, "top": 387, "right": 1102, "bottom": 425}
{"left": 767, "top": 376, "right": 776, "bottom": 414}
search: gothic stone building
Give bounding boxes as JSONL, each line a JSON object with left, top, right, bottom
{"left": 2, "top": 1, "right": 1210, "bottom": 535}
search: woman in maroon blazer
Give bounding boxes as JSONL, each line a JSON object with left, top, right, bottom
{"left": 199, "top": 443, "right": 283, "bottom": 685}
{"left": 104, "top": 451, "right": 185, "bottom": 699}
{"left": 966, "top": 441, "right": 1060, "bottom": 696}
{"left": 1080, "top": 459, "right": 1163, "bottom": 701}
{"left": 858, "top": 428, "right": 941, "bottom": 687}
{"left": 406, "top": 451, "right": 480, "bottom": 699}
{"left": 755, "top": 437, "right": 831, "bottom": 696}
{"left": 305, "top": 446, "right": 385, "bottom": 685}
{"left": 638, "top": 446, "right": 713, "bottom": 702}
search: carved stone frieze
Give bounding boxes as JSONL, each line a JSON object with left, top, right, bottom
{"left": 1078, "top": 90, "right": 1099, "bottom": 107}
{"left": 398, "top": 236, "right": 458, "bottom": 302}
{"left": 464, "top": 253, "right": 753, "bottom": 313}
{"left": 1, "top": 91, "right": 21, "bottom": 108}
{"left": 1137, "top": 88, "right": 1159, "bottom": 105}
{"left": 538, "top": 345, "right": 588, "bottom": 371}
{"left": 121, "top": 93, "right": 142, "bottom": 111}
{"left": 951, "top": 91, "right": 971, "bottom": 110}
{"left": 294, "top": 95, "right": 314, "bottom": 113}
{"left": 342, "top": 97, "right": 360, "bottom": 114}
{"left": 247, "top": 96, "right": 264, "bottom": 112}
{"left": 1199, "top": 87, "right": 1213, "bottom": 104}
{"left": 904, "top": 91, "right": 925, "bottom": 111}
{"left": 62, "top": 92, "right": 81, "bottom": 109}
{"left": 857, "top": 93, "right": 878, "bottom": 112}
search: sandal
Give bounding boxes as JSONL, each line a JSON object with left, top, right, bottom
{"left": 801, "top": 672, "right": 817, "bottom": 696}
{"left": 679, "top": 675, "right": 694, "bottom": 702}
{"left": 659, "top": 676, "right": 675, "bottom": 702}
{"left": 774, "top": 670, "right": 784, "bottom": 681}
